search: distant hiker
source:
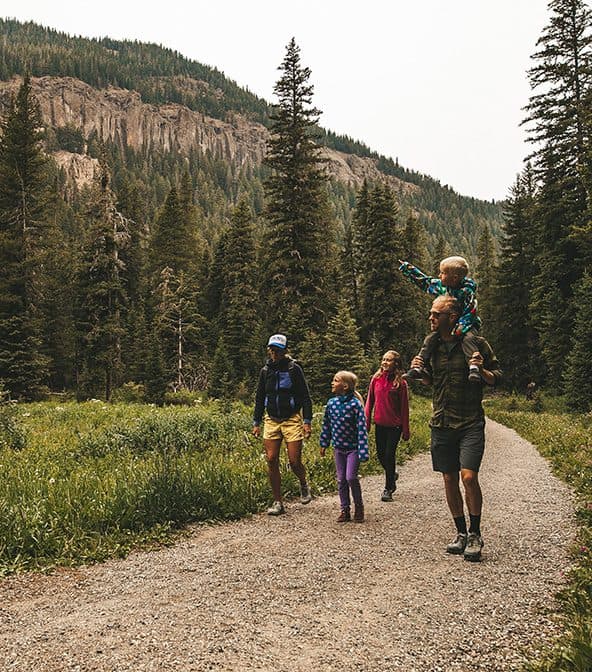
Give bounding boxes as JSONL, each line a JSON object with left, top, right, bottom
{"left": 411, "top": 296, "right": 502, "bottom": 561}
{"left": 320, "top": 371, "right": 368, "bottom": 523}
{"left": 526, "top": 381, "right": 536, "bottom": 401}
{"left": 252, "top": 334, "right": 313, "bottom": 516}
{"left": 364, "top": 350, "right": 410, "bottom": 502}
{"left": 399, "top": 256, "right": 482, "bottom": 383}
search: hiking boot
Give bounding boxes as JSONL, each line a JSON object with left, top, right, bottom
{"left": 354, "top": 505, "right": 364, "bottom": 523}
{"left": 446, "top": 532, "right": 467, "bottom": 555}
{"left": 300, "top": 484, "right": 312, "bottom": 505}
{"left": 468, "top": 368, "right": 482, "bottom": 383}
{"left": 267, "top": 501, "right": 285, "bottom": 516}
{"left": 381, "top": 489, "right": 393, "bottom": 502}
{"left": 402, "top": 367, "right": 425, "bottom": 381}
{"left": 336, "top": 508, "right": 351, "bottom": 523}
{"left": 463, "top": 532, "right": 484, "bottom": 562}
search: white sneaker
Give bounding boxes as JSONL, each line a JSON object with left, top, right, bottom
{"left": 300, "top": 485, "right": 312, "bottom": 504}
{"left": 267, "top": 501, "right": 285, "bottom": 516}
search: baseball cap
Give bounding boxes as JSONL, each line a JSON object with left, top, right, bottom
{"left": 267, "top": 334, "right": 287, "bottom": 349}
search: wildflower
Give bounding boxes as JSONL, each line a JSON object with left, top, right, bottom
{"left": 21, "top": 412, "right": 31, "bottom": 417}
{"left": 48, "top": 477, "right": 55, "bottom": 485}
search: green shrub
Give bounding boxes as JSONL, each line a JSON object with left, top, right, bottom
{"left": 164, "top": 389, "right": 205, "bottom": 406}
{"left": 111, "top": 382, "right": 146, "bottom": 403}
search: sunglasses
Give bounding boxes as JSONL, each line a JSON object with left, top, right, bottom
{"left": 429, "top": 311, "right": 451, "bottom": 319}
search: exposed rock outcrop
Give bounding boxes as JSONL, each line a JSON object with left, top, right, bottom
{"left": 0, "top": 75, "right": 417, "bottom": 194}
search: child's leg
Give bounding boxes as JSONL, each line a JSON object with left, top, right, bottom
{"left": 334, "top": 449, "right": 351, "bottom": 510}
{"left": 345, "top": 449, "right": 363, "bottom": 508}
{"left": 461, "top": 329, "right": 481, "bottom": 381}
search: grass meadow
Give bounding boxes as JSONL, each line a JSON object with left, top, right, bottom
{"left": 487, "top": 394, "right": 592, "bottom": 672}
{"left": 0, "top": 395, "right": 433, "bottom": 575}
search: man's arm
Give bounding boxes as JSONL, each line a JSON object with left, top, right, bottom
{"left": 470, "top": 342, "right": 502, "bottom": 386}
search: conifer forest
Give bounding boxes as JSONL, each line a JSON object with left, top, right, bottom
{"left": 0, "top": 0, "right": 591, "bottom": 409}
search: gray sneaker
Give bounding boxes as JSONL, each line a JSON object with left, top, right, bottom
{"left": 464, "top": 532, "right": 484, "bottom": 561}
{"left": 446, "top": 532, "right": 467, "bottom": 555}
{"left": 267, "top": 501, "right": 285, "bottom": 516}
{"left": 381, "top": 489, "right": 393, "bottom": 502}
{"left": 300, "top": 485, "right": 312, "bottom": 504}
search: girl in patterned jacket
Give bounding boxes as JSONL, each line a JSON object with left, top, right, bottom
{"left": 320, "top": 371, "right": 369, "bottom": 523}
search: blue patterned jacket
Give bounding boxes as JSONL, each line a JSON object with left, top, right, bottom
{"left": 320, "top": 393, "right": 369, "bottom": 461}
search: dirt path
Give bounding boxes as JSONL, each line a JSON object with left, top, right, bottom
{"left": 0, "top": 420, "right": 575, "bottom": 671}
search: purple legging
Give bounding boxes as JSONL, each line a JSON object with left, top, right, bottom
{"left": 334, "top": 448, "right": 363, "bottom": 510}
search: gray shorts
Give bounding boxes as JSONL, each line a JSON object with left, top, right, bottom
{"left": 430, "top": 419, "right": 485, "bottom": 473}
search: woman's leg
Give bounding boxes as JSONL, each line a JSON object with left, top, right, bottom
{"left": 286, "top": 440, "right": 308, "bottom": 488}
{"left": 375, "top": 425, "right": 401, "bottom": 491}
{"left": 264, "top": 439, "right": 283, "bottom": 502}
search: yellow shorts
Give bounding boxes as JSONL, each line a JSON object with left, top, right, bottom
{"left": 263, "top": 412, "right": 304, "bottom": 442}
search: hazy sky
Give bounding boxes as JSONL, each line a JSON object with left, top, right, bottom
{"left": 2, "top": 1, "right": 558, "bottom": 201}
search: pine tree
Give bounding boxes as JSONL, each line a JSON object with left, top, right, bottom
{"left": 474, "top": 223, "right": 497, "bottom": 337}
{"left": 76, "top": 163, "right": 128, "bottom": 400}
{"left": 216, "top": 199, "right": 262, "bottom": 382}
{"left": 0, "top": 75, "right": 51, "bottom": 398}
{"left": 359, "top": 184, "right": 418, "bottom": 360}
{"left": 524, "top": 0, "right": 592, "bottom": 382}
{"left": 491, "top": 169, "right": 542, "bottom": 390}
{"left": 299, "top": 298, "right": 367, "bottom": 401}
{"left": 263, "top": 38, "right": 337, "bottom": 346}
{"left": 564, "top": 271, "right": 592, "bottom": 410}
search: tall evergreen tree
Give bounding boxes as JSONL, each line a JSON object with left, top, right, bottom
{"left": 0, "top": 75, "right": 51, "bottom": 398}
{"left": 263, "top": 38, "right": 337, "bottom": 346}
{"left": 491, "top": 169, "right": 541, "bottom": 390}
{"left": 474, "top": 223, "right": 497, "bottom": 337}
{"left": 299, "top": 297, "right": 368, "bottom": 401}
{"left": 524, "top": 0, "right": 592, "bottom": 382}
{"left": 564, "top": 271, "right": 592, "bottom": 410}
{"left": 359, "top": 184, "right": 418, "bottom": 360}
{"left": 76, "top": 163, "right": 128, "bottom": 400}
{"left": 216, "top": 198, "right": 262, "bottom": 383}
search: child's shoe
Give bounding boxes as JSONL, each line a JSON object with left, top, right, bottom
{"left": 353, "top": 505, "right": 364, "bottom": 523}
{"left": 468, "top": 366, "right": 481, "bottom": 383}
{"left": 336, "top": 508, "right": 351, "bottom": 523}
{"left": 402, "top": 367, "right": 426, "bottom": 381}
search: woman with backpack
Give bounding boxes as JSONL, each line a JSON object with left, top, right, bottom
{"left": 252, "top": 334, "right": 313, "bottom": 515}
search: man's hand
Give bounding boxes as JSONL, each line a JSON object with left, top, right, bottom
{"left": 470, "top": 350, "right": 496, "bottom": 385}
{"left": 303, "top": 423, "right": 312, "bottom": 439}
{"left": 470, "top": 351, "right": 484, "bottom": 370}
{"left": 411, "top": 355, "right": 425, "bottom": 370}
{"left": 252, "top": 425, "right": 260, "bottom": 438}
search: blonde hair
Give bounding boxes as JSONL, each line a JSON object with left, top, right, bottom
{"left": 433, "top": 295, "right": 461, "bottom": 316}
{"left": 440, "top": 256, "right": 469, "bottom": 279}
{"left": 373, "top": 350, "right": 404, "bottom": 388}
{"left": 335, "top": 370, "right": 364, "bottom": 402}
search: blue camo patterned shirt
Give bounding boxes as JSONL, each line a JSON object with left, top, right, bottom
{"left": 320, "top": 393, "right": 369, "bottom": 460}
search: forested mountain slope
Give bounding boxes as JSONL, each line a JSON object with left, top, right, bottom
{"left": 0, "top": 18, "right": 503, "bottom": 258}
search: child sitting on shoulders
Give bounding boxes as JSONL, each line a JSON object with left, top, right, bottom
{"left": 399, "top": 255, "right": 482, "bottom": 383}
{"left": 320, "top": 371, "right": 369, "bottom": 523}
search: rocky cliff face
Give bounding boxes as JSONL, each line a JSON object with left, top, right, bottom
{"left": 0, "top": 75, "right": 417, "bottom": 195}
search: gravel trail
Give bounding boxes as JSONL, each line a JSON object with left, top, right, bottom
{"left": 0, "top": 419, "right": 575, "bottom": 671}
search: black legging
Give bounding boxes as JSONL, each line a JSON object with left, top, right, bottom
{"left": 375, "top": 424, "right": 402, "bottom": 491}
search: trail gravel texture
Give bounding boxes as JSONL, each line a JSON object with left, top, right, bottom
{"left": 0, "top": 419, "right": 575, "bottom": 671}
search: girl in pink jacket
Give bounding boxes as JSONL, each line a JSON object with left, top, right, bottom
{"left": 365, "top": 350, "right": 410, "bottom": 502}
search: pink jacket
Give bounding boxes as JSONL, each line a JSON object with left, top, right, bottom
{"left": 365, "top": 374, "right": 410, "bottom": 440}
